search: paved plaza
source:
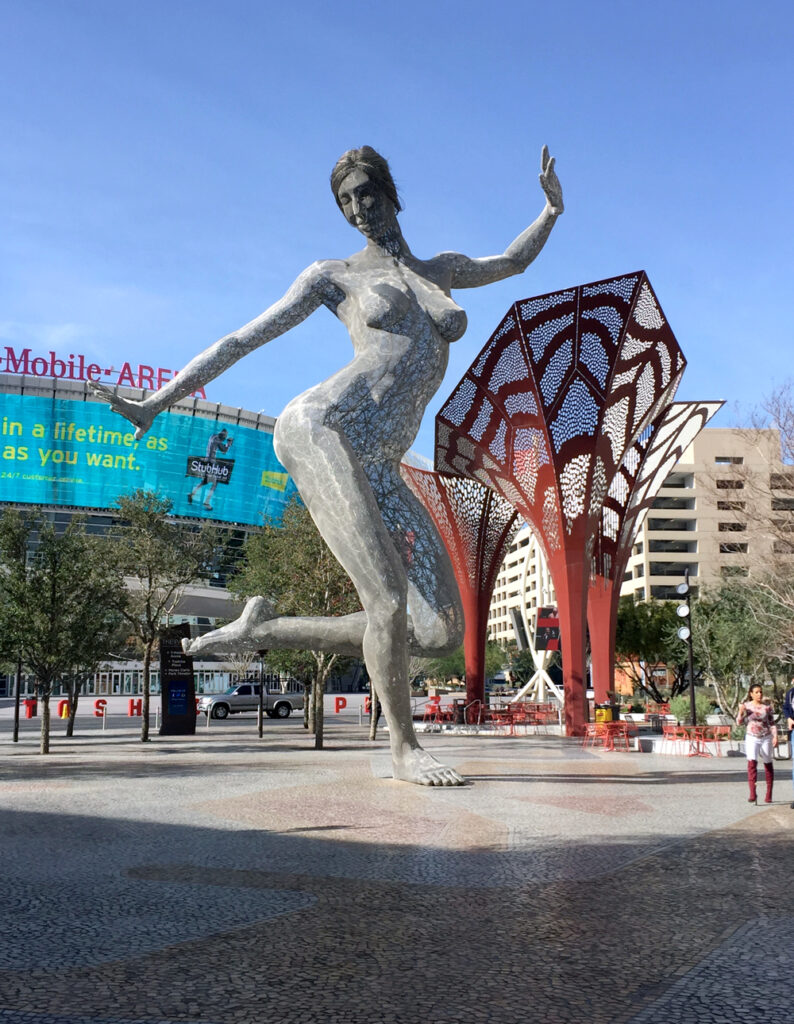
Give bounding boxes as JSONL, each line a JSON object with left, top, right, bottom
{"left": 0, "top": 714, "right": 792, "bottom": 1024}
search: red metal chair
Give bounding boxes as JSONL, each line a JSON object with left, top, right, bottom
{"left": 708, "top": 724, "right": 731, "bottom": 756}
{"left": 581, "top": 722, "right": 605, "bottom": 748}
{"left": 490, "top": 707, "right": 515, "bottom": 735}
{"left": 422, "top": 698, "right": 441, "bottom": 728}
{"left": 608, "top": 722, "right": 637, "bottom": 752}
{"left": 661, "top": 722, "right": 686, "bottom": 754}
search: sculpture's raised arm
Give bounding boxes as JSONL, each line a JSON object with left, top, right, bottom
{"left": 90, "top": 262, "right": 330, "bottom": 438}
{"left": 437, "top": 145, "right": 564, "bottom": 290}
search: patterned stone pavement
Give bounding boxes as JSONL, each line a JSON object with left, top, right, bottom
{"left": 0, "top": 718, "right": 792, "bottom": 1024}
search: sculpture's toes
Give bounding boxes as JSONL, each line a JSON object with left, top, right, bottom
{"left": 393, "top": 748, "right": 466, "bottom": 787}
{"left": 422, "top": 766, "right": 465, "bottom": 787}
{"left": 436, "top": 766, "right": 465, "bottom": 786}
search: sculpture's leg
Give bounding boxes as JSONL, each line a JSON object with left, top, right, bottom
{"left": 185, "top": 599, "right": 367, "bottom": 658}
{"left": 272, "top": 416, "right": 464, "bottom": 786}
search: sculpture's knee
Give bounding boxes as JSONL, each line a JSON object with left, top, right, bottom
{"left": 411, "top": 602, "right": 463, "bottom": 656}
{"left": 367, "top": 588, "right": 407, "bottom": 634}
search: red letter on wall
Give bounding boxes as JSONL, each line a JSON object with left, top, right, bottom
{"left": 334, "top": 696, "right": 347, "bottom": 714}
{"left": 128, "top": 698, "right": 143, "bottom": 717}
{"left": 57, "top": 700, "right": 70, "bottom": 719}
{"left": 94, "top": 699, "right": 107, "bottom": 718}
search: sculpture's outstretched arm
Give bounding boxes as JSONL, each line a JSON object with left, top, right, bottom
{"left": 436, "top": 145, "right": 564, "bottom": 290}
{"left": 89, "top": 262, "right": 333, "bottom": 438}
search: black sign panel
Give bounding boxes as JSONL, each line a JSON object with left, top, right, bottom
{"left": 159, "top": 622, "right": 196, "bottom": 736}
{"left": 534, "top": 606, "right": 561, "bottom": 651}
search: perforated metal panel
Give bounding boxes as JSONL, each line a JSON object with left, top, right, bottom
{"left": 588, "top": 400, "right": 723, "bottom": 701}
{"left": 434, "top": 272, "right": 687, "bottom": 734}
{"left": 401, "top": 465, "right": 519, "bottom": 705}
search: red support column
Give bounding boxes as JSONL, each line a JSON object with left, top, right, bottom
{"left": 551, "top": 554, "right": 590, "bottom": 735}
{"left": 587, "top": 574, "right": 618, "bottom": 705}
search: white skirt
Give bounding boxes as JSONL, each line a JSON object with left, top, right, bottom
{"left": 745, "top": 734, "right": 774, "bottom": 764}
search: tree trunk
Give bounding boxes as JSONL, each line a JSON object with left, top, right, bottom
{"left": 307, "top": 681, "right": 316, "bottom": 734}
{"left": 39, "top": 685, "right": 50, "bottom": 755}
{"left": 141, "top": 642, "right": 152, "bottom": 742}
{"left": 369, "top": 685, "right": 380, "bottom": 741}
{"left": 12, "top": 657, "right": 22, "bottom": 743}
{"left": 313, "top": 672, "right": 324, "bottom": 750}
{"left": 303, "top": 681, "right": 311, "bottom": 730}
{"left": 66, "top": 678, "right": 80, "bottom": 738}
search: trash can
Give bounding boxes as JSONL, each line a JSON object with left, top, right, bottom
{"left": 647, "top": 713, "right": 663, "bottom": 735}
{"left": 452, "top": 699, "right": 466, "bottom": 725}
{"left": 595, "top": 705, "right": 613, "bottom": 723}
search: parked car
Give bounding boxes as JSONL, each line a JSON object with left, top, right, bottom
{"left": 197, "top": 684, "right": 303, "bottom": 720}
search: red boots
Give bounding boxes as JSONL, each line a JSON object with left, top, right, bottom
{"left": 764, "top": 761, "right": 774, "bottom": 803}
{"left": 747, "top": 760, "right": 774, "bottom": 804}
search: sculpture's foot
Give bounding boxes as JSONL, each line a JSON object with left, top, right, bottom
{"left": 182, "top": 596, "right": 277, "bottom": 655}
{"left": 392, "top": 746, "right": 465, "bottom": 787}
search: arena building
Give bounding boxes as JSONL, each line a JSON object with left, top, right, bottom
{"left": 0, "top": 350, "right": 303, "bottom": 699}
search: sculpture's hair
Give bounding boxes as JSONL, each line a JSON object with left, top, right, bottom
{"left": 331, "top": 146, "right": 402, "bottom": 213}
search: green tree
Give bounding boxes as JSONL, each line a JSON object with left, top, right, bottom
{"left": 425, "top": 642, "right": 505, "bottom": 687}
{"left": 110, "top": 490, "right": 222, "bottom": 742}
{"left": 615, "top": 598, "right": 689, "bottom": 702}
{"left": 0, "top": 511, "right": 124, "bottom": 754}
{"left": 506, "top": 645, "right": 538, "bottom": 686}
{"left": 690, "top": 582, "right": 772, "bottom": 720}
{"left": 230, "top": 498, "right": 361, "bottom": 749}
{"left": 263, "top": 647, "right": 317, "bottom": 731}
{"left": 424, "top": 645, "right": 465, "bottom": 684}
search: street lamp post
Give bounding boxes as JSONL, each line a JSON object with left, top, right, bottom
{"left": 676, "top": 569, "right": 697, "bottom": 725}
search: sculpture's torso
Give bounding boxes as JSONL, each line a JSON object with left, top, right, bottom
{"left": 277, "top": 249, "right": 466, "bottom": 465}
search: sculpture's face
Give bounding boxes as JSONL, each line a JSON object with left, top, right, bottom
{"left": 336, "top": 168, "right": 396, "bottom": 240}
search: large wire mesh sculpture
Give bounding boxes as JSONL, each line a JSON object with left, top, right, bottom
{"left": 435, "top": 272, "right": 685, "bottom": 734}
{"left": 588, "top": 399, "right": 723, "bottom": 702}
{"left": 401, "top": 465, "right": 520, "bottom": 709}
{"left": 91, "top": 144, "right": 563, "bottom": 785}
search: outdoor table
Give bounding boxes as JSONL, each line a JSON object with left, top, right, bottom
{"left": 602, "top": 721, "right": 632, "bottom": 751}
{"left": 681, "top": 725, "right": 713, "bottom": 757}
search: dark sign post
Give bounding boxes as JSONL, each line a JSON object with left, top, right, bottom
{"left": 159, "top": 623, "right": 197, "bottom": 736}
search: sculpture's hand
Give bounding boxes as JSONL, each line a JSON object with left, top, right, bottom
{"left": 539, "top": 145, "right": 564, "bottom": 215}
{"left": 87, "top": 381, "right": 156, "bottom": 439}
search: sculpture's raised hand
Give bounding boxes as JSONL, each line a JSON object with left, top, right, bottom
{"left": 87, "top": 381, "right": 156, "bottom": 440}
{"left": 539, "top": 145, "right": 564, "bottom": 216}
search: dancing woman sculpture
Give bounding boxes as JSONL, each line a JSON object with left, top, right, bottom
{"left": 94, "top": 145, "right": 563, "bottom": 785}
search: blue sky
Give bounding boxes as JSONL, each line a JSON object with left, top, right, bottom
{"left": 2, "top": 0, "right": 792, "bottom": 458}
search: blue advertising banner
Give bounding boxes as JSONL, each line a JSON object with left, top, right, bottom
{"left": 0, "top": 394, "right": 299, "bottom": 527}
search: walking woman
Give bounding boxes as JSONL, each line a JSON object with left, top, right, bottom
{"left": 92, "top": 144, "right": 563, "bottom": 786}
{"left": 737, "top": 684, "right": 778, "bottom": 804}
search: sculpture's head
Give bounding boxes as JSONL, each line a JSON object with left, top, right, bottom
{"left": 331, "top": 146, "right": 402, "bottom": 240}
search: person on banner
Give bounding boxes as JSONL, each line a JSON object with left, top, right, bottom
{"left": 187, "top": 428, "right": 234, "bottom": 510}
{"left": 737, "top": 684, "right": 778, "bottom": 804}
